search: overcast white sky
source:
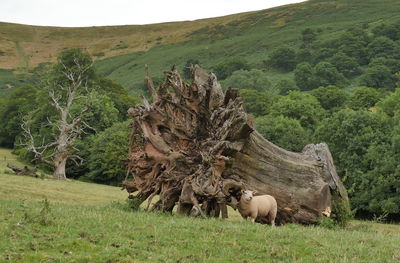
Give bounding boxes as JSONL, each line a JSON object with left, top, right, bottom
{"left": 0, "top": 0, "right": 307, "bottom": 27}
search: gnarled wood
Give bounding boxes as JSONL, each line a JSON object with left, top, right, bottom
{"left": 7, "top": 163, "right": 39, "bottom": 177}
{"left": 125, "top": 65, "right": 348, "bottom": 224}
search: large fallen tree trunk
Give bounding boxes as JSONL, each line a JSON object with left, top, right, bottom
{"left": 125, "top": 65, "right": 348, "bottom": 224}
{"left": 7, "top": 163, "right": 39, "bottom": 177}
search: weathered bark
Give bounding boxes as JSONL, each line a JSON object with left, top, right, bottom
{"left": 53, "top": 154, "right": 67, "bottom": 180}
{"left": 125, "top": 65, "right": 348, "bottom": 224}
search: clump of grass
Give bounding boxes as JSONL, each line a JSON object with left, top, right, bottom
{"left": 317, "top": 216, "right": 338, "bottom": 230}
{"left": 126, "top": 197, "right": 143, "bottom": 211}
{"left": 38, "top": 198, "right": 54, "bottom": 226}
{"left": 348, "top": 222, "right": 373, "bottom": 232}
{"left": 108, "top": 197, "right": 147, "bottom": 212}
{"left": 18, "top": 198, "right": 55, "bottom": 226}
{"left": 330, "top": 191, "right": 353, "bottom": 228}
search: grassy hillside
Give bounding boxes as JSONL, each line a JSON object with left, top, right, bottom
{"left": 1, "top": 149, "right": 400, "bottom": 262}
{"left": 0, "top": 148, "right": 127, "bottom": 205}
{"left": 94, "top": 0, "right": 400, "bottom": 96}
{"left": 2, "top": 0, "right": 400, "bottom": 97}
{"left": 0, "top": 13, "right": 251, "bottom": 70}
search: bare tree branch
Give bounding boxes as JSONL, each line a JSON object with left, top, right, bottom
{"left": 20, "top": 119, "right": 56, "bottom": 167}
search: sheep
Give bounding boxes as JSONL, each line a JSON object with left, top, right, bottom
{"left": 238, "top": 190, "right": 277, "bottom": 226}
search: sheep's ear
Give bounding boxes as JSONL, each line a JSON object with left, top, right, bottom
{"left": 241, "top": 189, "right": 245, "bottom": 194}
{"left": 252, "top": 190, "right": 257, "bottom": 195}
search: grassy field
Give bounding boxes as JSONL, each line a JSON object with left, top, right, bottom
{"left": 1, "top": 149, "right": 400, "bottom": 262}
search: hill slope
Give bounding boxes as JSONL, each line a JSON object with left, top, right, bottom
{"left": 1, "top": 0, "right": 400, "bottom": 96}
{"left": 0, "top": 12, "right": 253, "bottom": 69}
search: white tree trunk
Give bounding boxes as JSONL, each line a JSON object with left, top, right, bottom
{"left": 53, "top": 156, "right": 67, "bottom": 180}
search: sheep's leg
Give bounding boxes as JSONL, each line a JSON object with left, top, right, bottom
{"left": 267, "top": 212, "right": 276, "bottom": 226}
{"left": 251, "top": 218, "right": 256, "bottom": 224}
{"left": 145, "top": 192, "right": 157, "bottom": 211}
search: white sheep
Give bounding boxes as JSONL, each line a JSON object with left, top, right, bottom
{"left": 238, "top": 190, "right": 277, "bottom": 226}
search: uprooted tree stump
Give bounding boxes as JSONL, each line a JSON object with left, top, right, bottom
{"left": 124, "top": 65, "right": 349, "bottom": 225}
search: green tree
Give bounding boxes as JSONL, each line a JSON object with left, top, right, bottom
{"left": 314, "top": 61, "right": 346, "bottom": 87}
{"left": 224, "top": 69, "right": 273, "bottom": 93}
{"left": 85, "top": 121, "right": 130, "bottom": 185}
{"left": 337, "top": 31, "right": 369, "bottom": 65}
{"left": 255, "top": 115, "right": 309, "bottom": 152}
{"left": 212, "top": 57, "right": 249, "bottom": 80}
{"left": 240, "top": 89, "right": 275, "bottom": 117}
{"left": 275, "top": 78, "right": 299, "bottom": 95}
{"left": 51, "top": 48, "right": 96, "bottom": 88}
{"left": 329, "top": 52, "right": 361, "bottom": 77}
{"left": 314, "top": 48, "right": 336, "bottom": 64}
{"left": 311, "top": 85, "right": 348, "bottom": 111}
{"left": 0, "top": 86, "right": 39, "bottom": 147}
{"left": 367, "top": 36, "right": 398, "bottom": 60}
{"left": 266, "top": 46, "right": 297, "bottom": 71}
{"left": 296, "top": 48, "right": 313, "bottom": 64}
{"left": 348, "top": 87, "right": 381, "bottom": 110}
{"left": 368, "top": 57, "right": 400, "bottom": 74}
{"left": 301, "top": 28, "right": 317, "bottom": 47}
{"left": 270, "top": 91, "right": 325, "bottom": 129}
{"left": 294, "top": 62, "right": 318, "bottom": 91}
{"left": 96, "top": 78, "right": 136, "bottom": 120}
{"left": 372, "top": 22, "right": 400, "bottom": 41}
{"left": 71, "top": 90, "right": 119, "bottom": 132}
{"left": 376, "top": 88, "right": 400, "bottom": 117}
{"left": 361, "top": 64, "right": 396, "bottom": 90}
{"left": 314, "top": 109, "right": 397, "bottom": 218}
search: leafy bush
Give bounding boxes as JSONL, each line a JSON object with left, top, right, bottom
{"left": 224, "top": 69, "right": 273, "bottom": 93}
{"left": 240, "top": 89, "right": 275, "bottom": 117}
{"left": 367, "top": 36, "right": 398, "bottom": 60}
{"left": 314, "top": 61, "right": 346, "bottom": 87}
{"left": 314, "top": 109, "right": 400, "bottom": 218}
{"left": 266, "top": 46, "right": 297, "bottom": 71}
{"left": 376, "top": 88, "right": 400, "bottom": 116}
{"left": 331, "top": 192, "right": 352, "bottom": 228}
{"left": 276, "top": 78, "right": 299, "bottom": 95}
{"left": 85, "top": 121, "right": 130, "bottom": 185}
{"left": 294, "top": 62, "right": 318, "bottom": 91}
{"left": 212, "top": 57, "right": 250, "bottom": 80}
{"left": 329, "top": 52, "right": 361, "bottom": 77}
{"left": 361, "top": 64, "right": 396, "bottom": 90}
{"left": 348, "top": 87, "right": 381, "bottom": 110}
{"left": 255, "top": 115, "right": 309, "bottom": 152}
{"left": 311, "top": 85, "right": 348, "bottom": 111}
{"left": 270, "top": 91, "right": 325, "bottom": 129}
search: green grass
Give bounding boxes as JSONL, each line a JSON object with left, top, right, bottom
{"left": 1, "top": 199, "right": 400, "bottom": 262}
{"left": 1, "top": 149, "right": 400, "bottom": 262}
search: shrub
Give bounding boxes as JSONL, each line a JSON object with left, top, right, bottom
{"left": 212, "top": 57, "right": 250, "bottom": 80}
{"left": 224, "top": 69, "right": 273, "bottom": 93}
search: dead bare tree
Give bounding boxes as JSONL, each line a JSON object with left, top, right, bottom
{"left": 124, "top": 65, "right": 349, "bottom": 225}
{"left": 21, "top": 54, "right": 93, "bottom": 180}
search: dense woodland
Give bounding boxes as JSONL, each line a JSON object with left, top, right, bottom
{"left": 1, "top": 16, "right": 400, "bottom": 221}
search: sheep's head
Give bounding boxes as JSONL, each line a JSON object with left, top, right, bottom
{"left": 241, "top": 190, "right": 256, "bottom": 202}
